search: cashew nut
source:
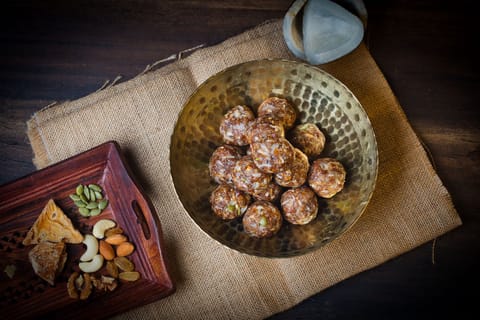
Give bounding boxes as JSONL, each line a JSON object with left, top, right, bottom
{"left": 92, "top": 219, "right": 116, "bottom": 239}
{"left": 79, "top": 254, "right": 104, "bottom": 273}
{"left": 80, "top": 234, "right": 99, "bottom": 262}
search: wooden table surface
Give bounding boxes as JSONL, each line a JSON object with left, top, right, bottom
{"left": 1, "top": 0, "right": 478, "bottom": 318}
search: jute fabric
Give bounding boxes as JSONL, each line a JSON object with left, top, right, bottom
{"left": 26, "top": 20, "right": 461, "bottom": 319}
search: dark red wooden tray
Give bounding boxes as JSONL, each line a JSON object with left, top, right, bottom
{"left": 0, "top": 141, "right": 174, "bottom": 319}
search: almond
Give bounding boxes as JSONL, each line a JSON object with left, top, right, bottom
{"left": 116, "top": 242, "right": 135, "bottom": 257}
{"left": 105, "top": 234, "right": 127, "bottom": 245}
{"left": 99, "top": 240, "right": 115, "bottom": 260}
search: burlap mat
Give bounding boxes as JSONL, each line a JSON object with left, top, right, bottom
{"left": 26, "top": 20, "right": 461, "bottom": 319}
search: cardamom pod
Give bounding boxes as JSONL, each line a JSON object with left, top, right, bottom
{"left": 98, "top": 199, "right": 109, "bottom": 210}
{"left": 69, "top": 194, "right": 81, "bottom": 201}
{"left": 89, "top": 189, "right": 96, "bottom": 201}
{"left": 94, "top": 191, "right": 103, "bottom": 200}
{"left": 86, "top": 202, "right": 98, "bottom": 209}
{"left": 90, "top": 208, "right": 101, "bottom": 216}
{"left": 79, "top": 207, "right": 90, "bottom": 217}
{"left": 74, "top": 200, "right": 87, "bottom": 208}
{"left": 83, "top": 185, "right": 90, "bottom": 200}
{"left": 88, "top": 184, "right": 102, "bottom": 192}
{"left": 76, "top": 184, "right": 84, "bottom": 196}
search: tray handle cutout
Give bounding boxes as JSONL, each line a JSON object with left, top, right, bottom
{"left": 131, "top": 200, "right": 151, "bottom": 240}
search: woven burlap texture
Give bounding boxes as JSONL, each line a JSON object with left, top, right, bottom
{"left": 27, "top": 20, "right": 461, "bottom": 319}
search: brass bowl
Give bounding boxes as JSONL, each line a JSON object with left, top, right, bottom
{"left": 170, "top": 59, "right": 378, "bottom": 257}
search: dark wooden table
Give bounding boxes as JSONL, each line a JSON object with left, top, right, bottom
{"left": 1, "top": 0, "right": 478, "bottom": 318}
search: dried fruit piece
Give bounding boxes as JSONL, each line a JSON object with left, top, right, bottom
{"left": 99, "top": 240, "right": 115, "bottom": 260}
{"left": 106, "top": 260, "right": 119, "bottom": 278}
{"left": 105, "top": 227, "right": 124, "bottom": 238}
{"left": 116, "top": 242, "right": 135, "bottom": 257}
{"left": 68, "top": 272, "right": 92, "bottom": 300}
{"left": 105, "top": 234, "right": 127, "bottom": 245}
{"left": 259, "top": 216, "right": 267, "bottom": 227}
{"left": 75, "top": 274, "right": 84, "bottom": 290}
{"left": 67, "top": 272, "right": 79, "bottom": 299}
{"left": 80, "top": 273, "right": 92, "bottom": 300}
{"left": 101, "top": 275, "right": 115, "bottom": 284}
{"left": 119, "top": 271, "right": 140, "bottom": 282}
{"left": 114, "top": 256, "right": 134, "bottom": 272}
{"left": 92, "top": 275, "right": 118, "bottom": 292}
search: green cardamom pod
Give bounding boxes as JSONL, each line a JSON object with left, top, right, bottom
{"left": 74, "top": 200, "right": 87, "bottom": 208}
{"left": 69, "top": 194, "right": 81, "bottom": 201}
{"left": 86, "top": 202, "right": 98, "bottom": 209}
{"left": 83, "top": 185, "right": 90, "bottom": 200}
{"left": 89, "top": 208, "right": 101, "bottom": 216}
{"left": 76, "top": 184, "right": 84, "bottom": 196}
{"left": 88, "top": 184, "right": 102, "bottom": 192}
{"left": 79, "top": 207, "right": 90, "bottom": 217}
{"left": 98, "top": 199, "right": 109, "bottom": 210}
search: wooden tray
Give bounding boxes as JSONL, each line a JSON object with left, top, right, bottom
{"left": 0, "top": 141, "right": 175, "bottom": 319}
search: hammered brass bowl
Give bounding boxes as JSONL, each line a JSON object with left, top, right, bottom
{"left": 170, "top": 59, "right": 378, "bottom": 257}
